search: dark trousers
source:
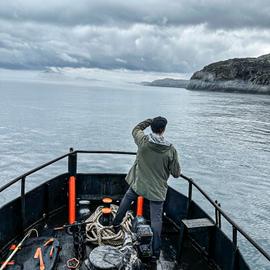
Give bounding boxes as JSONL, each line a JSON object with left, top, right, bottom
{"left": 113, "top": 187, "right": 164, "bottom": 257}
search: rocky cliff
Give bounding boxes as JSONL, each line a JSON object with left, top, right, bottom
{"left": 187, "top": 54, "right": 270, "bottom": 94}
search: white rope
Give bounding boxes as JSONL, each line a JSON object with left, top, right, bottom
{"left": 85, "top": 204, "right": 133, "bottom": 246}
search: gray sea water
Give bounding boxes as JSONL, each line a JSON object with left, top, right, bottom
{"left": 0, "top": 69, "right": 269, "bottom": 269}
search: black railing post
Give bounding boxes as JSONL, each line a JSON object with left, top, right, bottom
{"left": 187, "top": 181, "right": 192, "bottom": 215}
{"left": 215, "top": 200, "right": 219, "bottom": 227}
{"left": 188, "top": 181, "right": 192, "bottom": 203}
{"left": 214, "top": 201, "right": 222, "bottom": 228}
{"left": 232, "top": 226, "right": 239, "bottom": 269}
{"left": 233, "top": 226, "right": 237, "bottom": 247}
{"left": 218, "top": 203, "right": 222, "bottom": 228}
{"left": 68, "top": 148, "right": 77, "bottom": 176}
{"left": 21, "top": 177, "right": 26, "bottom": 232}
{"left": 68, "top": 148, "right": 77, "bottom": 224}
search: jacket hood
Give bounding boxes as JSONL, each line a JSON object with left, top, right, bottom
{"left": 147, "top": 133, "right": 172, "bottom": 153}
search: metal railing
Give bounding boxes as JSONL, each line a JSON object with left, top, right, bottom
{"left": 181, "top": 174, "right": 270, "bottom": 261}
{"left": 0, "top": 149, "right": 269, "bottom": 263}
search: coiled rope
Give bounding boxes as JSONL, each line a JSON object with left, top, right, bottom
{"left": 85, "top": 204, "right": 133, "bottom": 246}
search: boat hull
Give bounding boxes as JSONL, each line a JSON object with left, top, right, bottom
{"left": 0, "top": 173, "right": 250, "bottom": 270}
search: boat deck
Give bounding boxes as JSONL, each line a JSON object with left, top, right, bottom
{"left": 49, "top": 227, "right": 214, "bottom": 269}
{"left": 8, "top": 208, "right": 217, "bottom": 270}
{"left": 42, "top": 211, "right": 215, "bottom": 269}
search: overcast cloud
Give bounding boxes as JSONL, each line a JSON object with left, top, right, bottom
{"left": 1, "top": 0, "right": 270, "bottom": 72}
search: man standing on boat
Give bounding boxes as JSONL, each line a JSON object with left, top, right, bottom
{"left": 113, "top": 116, "right": 181, "bottom": 261}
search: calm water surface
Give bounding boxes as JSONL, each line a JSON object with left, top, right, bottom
{"left": 0, "top": 71, "right": 269, "bottom": 269}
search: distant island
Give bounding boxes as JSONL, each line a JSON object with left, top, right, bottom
{"left": 142, "top": 78, "right": 189, "bottom": 88}
{"left": 143, "top": 54, "right": 270, "bottom": 94}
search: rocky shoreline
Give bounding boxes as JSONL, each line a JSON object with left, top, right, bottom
{"left": 188, "top": 54, "right": 270, "bottom": 94}
{"left": 143, "top": 54, "right": 270, "bottom": 94}
{"left": 187, "top": 79, "right": 270, "bottom": 94}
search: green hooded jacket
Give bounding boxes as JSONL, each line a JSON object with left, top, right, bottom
{"left": 125, "top": 119, "right": 181, "bottom": 201}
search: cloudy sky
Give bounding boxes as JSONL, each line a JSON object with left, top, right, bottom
{"left": 0, "top": 0, "right": 270, "bottom": 73}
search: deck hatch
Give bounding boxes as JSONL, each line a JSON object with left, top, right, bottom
{"left": 182, "top": 218, "right": 215, "bottom": 229}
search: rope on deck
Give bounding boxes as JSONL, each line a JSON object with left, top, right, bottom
{"left": 85, "top": 204, "right": 133, "bottom": 246}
